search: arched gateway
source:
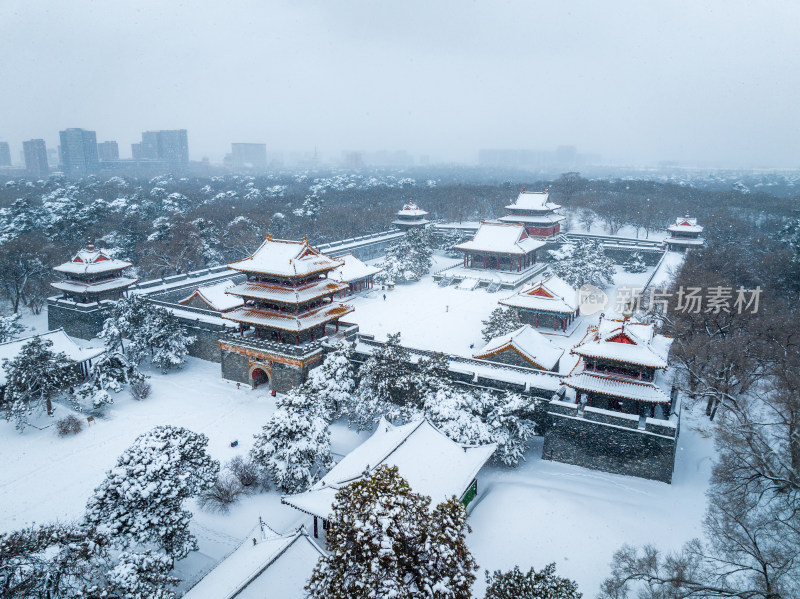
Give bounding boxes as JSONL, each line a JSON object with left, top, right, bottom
{"left": 249, "top": 362, "right": 271, "bottom": 389}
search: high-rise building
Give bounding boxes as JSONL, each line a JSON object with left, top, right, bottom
{"left": 97, "top": 141, "right": 119, "bottom": 161}
{"left": 0, "top": 142, "right": 11, "bottom": 166}
{"left": 231, "top": 143, "right": 267, "bottom": 171}
{"left": 59, "top": 128, "right": 99, "bottom": 176}
{"left": 23, "top": 139, "right": 49, "bottom": 178}
{"left": 132, "top": 130, "right": 188, "bottom": 165}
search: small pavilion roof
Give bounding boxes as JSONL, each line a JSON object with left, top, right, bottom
{"left": 181, "top": 525, "right": 324, "bottom": 599}
{"left": 561, "top": 371, "right": 672, "bottom": 404}
{"left": 571, "top": 317, "right": 672, "bottom": 369}
{"left": 179, "top": 279, "right": 243, "bottom": 312}
{"left": 0, "top": 329, "right": 104, "bottom": 385}
{"left": 474, "top": 325, "right": 563, "bottom": 371}
{"left": 282, "top": 418, "right": 496, "bottom": 521}
{"left": 453, "top": 221, "right": 545, "bottom": 255}
{"left": 228, "top": 237, "right": 343, "bottom": 278}
{"left": 499, "top": 274, "right": 578, "bottom": 314}
{"left": 51, "top": 277, "right": 138, "bottom": 295}
{"left": 222, "top": 302, "right": 354, "bottom": 332}
{"left": 504, "top": 189, "right": 561, "bottom": 212}
{"left": 328, "top": 253, "right": 383, "bottom": 284}
{"left": 396, "top": 201, "right": 428, "bottom": 217}
{"left": 667, "top": 215, "right": 703, "bottom": 234}
{"left": 54, "top": 245, "right": 132, "bottom": 276}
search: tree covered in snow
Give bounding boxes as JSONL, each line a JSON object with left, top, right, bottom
{"left": 101, "top": 295, "right": 195, "bottom": 372}
{"left": 73, "top": 352, "right": 146, "bottom": 411}
{"left": 484, "top": 563, "right": 581, "bottom": 599}
{"left": 0, "top": 522, "right": 178, "bottom": 599}
{"left": 351, "top": 332, "right": 419, "bottom": 429}
{"left": 622, "top": 252, "right": 647, "bottom": 273}
{"left": 306, "top": 465, "right": 477, "bottom": 599}
{"left": 307, "top": 341, "right": 357, "bottom": 420}
{"left": 481, "top": 307, "right": 523, "bottom": 343}
{"left": 548, "top": 240, "right": 615, "bottom": 288}
{"left": 85, "top": 425, "right": 218, "bottom": 560}
{"left": 424, "top": 388, "right": 537, "bottom": 467}
{"left": 378, "top": 227, "right": 434, "bottom": 284}
{"left": 250, "top": 384, "right": 333, "bottom": 493}
{"left": 0, "top": 312, "right": 24, "bottom": 342}
{"left": 1, "top": 336, "right": 80, "bottom": 430}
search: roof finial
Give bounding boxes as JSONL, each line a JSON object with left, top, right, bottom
{"left": 520, "top": 186, "right": 526, "bottom": 193}
{"left": 87, "top": 236, "right": 95, "bottom": 251}
{"left": 302, "top": 237, "right": 308, "bottom": 244}
{"left": 266, "top": 233, "right": 272, "bottom": 241}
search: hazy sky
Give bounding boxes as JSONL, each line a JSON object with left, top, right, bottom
{"left": 1, "top": 0, "right": 799, "bottom": 166}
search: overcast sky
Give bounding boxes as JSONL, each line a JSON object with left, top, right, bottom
{"left": 1, "top": 0, "right": 798, "bottom": 167}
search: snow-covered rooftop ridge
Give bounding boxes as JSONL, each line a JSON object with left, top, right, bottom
{"left": 499, "top": 274, "right": 579, "bottom": 314}
{"left": 453, "top": 221, "right": 545, "bottom": 255}
{"left": 53, "top": 244, "right": 133, "bottom": 276}
{"left": 228, "top": 236, "right": 344, "bottom": 278}
{"left": 667, "top": 214, "right": 703, "bottom": 233}
{"left": 561, "top": 371, "right": 672, "bottom": 404}
{"left": 329, "top": 253, "right": 383, "bottom": 284}
{"left": 504, "top": 189, "right": 562, "bottom": 212}
{"left": 181, "top": 525, "right": 324, "bottom": 599}
{"left": 474, "top": 325, "right": 563, "bottom": 371}
{"left": 572, "top": 317, "right": 672, "bottom": 369}
{"left": 282, "top": 418, "right": 497, "bottom": 520}
{"left": 0, "top": 329, "right": 104, "bottom": 385}
{"left": 179, "top": 279, "right": 243, "bottom": 312}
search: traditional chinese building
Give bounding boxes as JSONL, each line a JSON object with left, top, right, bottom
{"left": 561, "top": 314, "right": 674, "bottom": 419}
{"left": 51, "top": 242, "right": 137, "bottom": 303}
{"left": 499, "top": 274, "right": 579, "bottom": 332}
{"left": 665, "top": 214, "right": 704, "bottom": 251}
{"left": 219, "top": 236, "right": 355, "bottom": 391}
{"left": 329, "top": 253, "right": 382, "bottom": 297}
{"left": 453, "top": 221, "right": 544, "bottom": 272}
{"left": 178, "top": 279, "right": 243, "bottom": 312}
{"left": 474, "top": 324, "right": 563, "bottom": 372}
{"left": 498, "top": 188, "right": 565, "bottom": 238}
{"left": 392, "top": 201, "right": 429, "bottom": 230}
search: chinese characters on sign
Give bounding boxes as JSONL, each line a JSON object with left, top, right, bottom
{"left": 614, "top": 286, "right": 761, "bottom": 314}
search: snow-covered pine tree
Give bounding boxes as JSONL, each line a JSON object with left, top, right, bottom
{"left": 352, "top": 332, "right": 419, "bottom": 429}
{"left": 0, "top": 312, "right": 24, "bottom": 342}
{"left": 378, "top": 227, "right": 434, "bottom": 283}
{"left": 1, "top": 336, "right": 80, "bottom": 430}
{"left": 84, "top": 425, "right": 218, "bottom": 560}
{"left": 250, "top": 384, "right": 333, "bottom": 493}
{"left": 483, "top": 391, "right": 538, "bottom": 466}
{"left": 0, "top": 522, "right": 178, "bottom": 599}
{"left": 101, "top": 296, "right": 195, "bottom": 372}
{"left": 622, "top": 251, "right": 647, "bottom": 273}
{"left": 305, "top": 465, "right": 476, "bottom": 599}
{"left": 481, "top": 306, "right": 523, "bottom": 343}
{"left": 307, "top": 341, "right": 356, "bottom": 420}
{"left": 483, "top": 563, "right": 581, "bottom": 599}
{"left": 548, "top": 240, "right": 615, "bottom": 288}
{"left": 74, "top": 352, "right": 146, "bottom": 410}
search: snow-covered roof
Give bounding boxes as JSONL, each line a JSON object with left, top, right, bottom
{"left": 666, "top": 215, "right": 703, "bottom": 234}
{"left": 504, "top": 190, "right": 561, "bottom": 212}
{"left": 561, "top": 371, "right": 672, "bottom": 404}
{"left": 228, "top": 237, "right": 344, "bottom": 278}
{"left": 179, "top": 279, "right": 243, "bottom": 312}
{"left": 497, "top": 213, "right": 566, "bottom": 225}
{"left": 222, "top": 302, "right": 354, "bottom": 332}
{"left": 51, "top": 276, "right": 138, "bottom": 295}
{"left": 571, "top": 317, "right": 672, "bottom": 369}
{"left": 665, "top": 236, "right": 704, "bottom": 246}
{"left": 396, "top": 201, "right": 428, "bottom": 217}
{"left": 453, "top": 221, "right": 545, "bottom": 255}
{"left": 474, "top": 325, "right": 563, "bottom": 371}
{"left": 53, "top": 245, "right": 133, "bottom": 276}
{"left": 282, "top": 418, "right": 496, "bottom": 520}
{"left": 0, "top": 329, "right": 104, "bottom": 386}
{"left": 499, "top": 275, "right": 578, "bottom": 314}
{"left": 226, "top": 279, "right": 347, "bottom": 305}
{"left": 182, "top": 526, "right": 324, "bottom": 599}
{"left": 328, "top": 253, "right": 383, "bottom": 284}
